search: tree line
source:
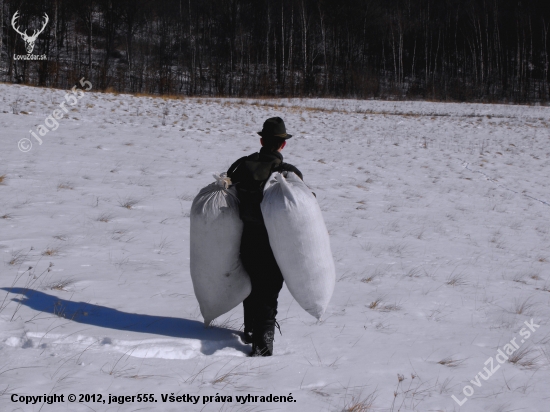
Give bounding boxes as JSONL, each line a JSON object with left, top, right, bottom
{"left": 1, "top": 0, "right": 549, "bottom": 102}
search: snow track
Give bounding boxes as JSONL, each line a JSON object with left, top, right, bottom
{"left": 461, "top": 159, "right": 550, "bottom": 208}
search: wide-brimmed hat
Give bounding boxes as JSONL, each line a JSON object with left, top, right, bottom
{"left": 257, "top": 117, "right": 292, "bottom": 139}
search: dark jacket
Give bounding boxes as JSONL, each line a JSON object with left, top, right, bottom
{"left": 227, "top": 147, "right": 303, "bottom": 225}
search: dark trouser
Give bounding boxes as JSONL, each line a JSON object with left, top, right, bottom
{"left": 240, "top": 223, "right": 284, "bottom": 340}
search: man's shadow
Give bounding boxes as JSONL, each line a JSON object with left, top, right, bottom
{"left": 1, "top": 288, "right": 249, "bottom": 356}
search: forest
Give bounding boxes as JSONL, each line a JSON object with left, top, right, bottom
{"left": 1, "top": 0, "right": 549, "bottom": 102}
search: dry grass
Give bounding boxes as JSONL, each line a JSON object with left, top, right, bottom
{"left": 96, "top": 213, "right": 114, "bottom": 223}
{"left": 509, "top": 221, "right": 523, "bottom": 230}
{"left": 390, "top": 373, "right": 435, "bottom": 411}
{"left": 437, "top": 377, "right": 454, "bottom": 394}
{"left": 535, "top": 225, "right": 549, "bottom": 235}
{"left": 42, "top": 247, "right": 60, "bottom": 256}
{"left": 537, "top": 255, "right": 547, "bottom": 263}
{"left": 369, "top": 298, "right": 383, "bottom": 310}
{"left": 361, "top": 275, "right": 376, "bottom": 283}
{"left": 110, "top": 228, "right": 135, "bottom": 242}
{"left": 103, "top": 86, "right": 120, "bottom": 96}
{"left": 512, "top": 297, "right": 537, "bottom": 315}
{"left": 359, "top": 242, "right": 372, "bottom": 251}
{"left": 57, "top": 181, "right": 74, "bottom": 190}
{"left": 362, "top": 268, "right": 384, "bottom": 284}
{"left": 507, "top": 346, "right": 542, "bottom": 369}
{"left": 368, "top": 297, "right": 400, "bottom": 312}
{"left": 386, "top": 241, "right": 407, "bottom": 255}
{"left": 133, "top": 91, "right": 183, "bottom": 100}
{"left": 8, "top": 250, "right": 27, "bottom": 266}
{"left": 410, "top": 227, "right": 425, "bottom": 239}
{"left": 342, "top": 391, "right": 377, "bottom": 411}
{"left": 0, "top": 175, "right": 6, "bottom": 185}
{"left": 210, "top": 360, "right": 251, "bottom": 385}
{"left": 1, "top": 213, "right": 13, "bottom": 220}
{"left": 45, "top": 278, "right": 75, "bottom": 291}
{"left": 534, "top": 332, "right": 550, "bottom": 346}
{"left": 438, "top": 356, "right": 466, "bottom": 368}
{"left": 405, "top": 267, "right": 423, "bottom": 278}
{"left": 512, "top": 273, "right": 527, "bottom": 284}
{"left": 154, "top": 237, "right": 173, "bottom": 254}
{"left": 380, "top": 303, "right": 401, "bottom": 312}
{"left": 118, "top": 197, "right": 139, "bottom": 209}
{"left": 446, "top": 272, "right": 468, "bottom": 286}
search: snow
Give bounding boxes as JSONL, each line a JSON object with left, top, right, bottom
{"left": 1, "top": 83, "right": 550, "bottom": 411}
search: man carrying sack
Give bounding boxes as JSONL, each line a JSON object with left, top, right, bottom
{"left": 227, "top": 117, "right": 303, "bottom": 357}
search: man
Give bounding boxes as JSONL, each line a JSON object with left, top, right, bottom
{"left": 227, "top": 117, "right": 303, "bottom": 357}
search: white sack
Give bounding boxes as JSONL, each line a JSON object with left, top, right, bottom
{"left": 190, "top": 174, "right": 251, "bottom": 326}
{"left": 261, "top": 172, "right": 335, "bottom": 319}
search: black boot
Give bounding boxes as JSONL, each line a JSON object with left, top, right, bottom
{"left": 250, "top": 320, "right": 276, "bottom": 357}
{"left": 242, "top": 327, "right": 254, "bottom": 344}
{"left": 242, "top": 297, "right": 255, "bottom": 344}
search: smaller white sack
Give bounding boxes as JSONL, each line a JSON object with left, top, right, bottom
{"left": 261, "top": 172, "right": 335, "bottom": 319}
{"left": 190, "top": 174, "right": 251, "bottom": 326}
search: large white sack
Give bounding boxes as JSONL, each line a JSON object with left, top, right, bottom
{"left": 190, "top": 174, "right": 251, "bottom": 326}
{"left": 261, "top": 172, "right": 335, "bottom": 319}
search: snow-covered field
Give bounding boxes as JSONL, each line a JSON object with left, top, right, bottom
{"left": 1, "top": 83, "right": 549, "bottom": 411}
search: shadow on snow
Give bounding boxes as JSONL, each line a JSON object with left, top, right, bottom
{"left": 1, "top": 287, "right": 249, "bottom": 356}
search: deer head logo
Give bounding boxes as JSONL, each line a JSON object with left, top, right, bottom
{"left": 11, "top": 11, "right": 49, "bottom": 55}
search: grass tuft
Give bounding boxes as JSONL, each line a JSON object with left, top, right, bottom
{"left": 381, "top": 303, "right": 401, "bottom": 312}
{"left": 96, "top": 213, "right": 114, "bottom": 223}
{"left": 8, "top": 250, "right": 27, "bottom": 266}
{"left": 438, "top": 356, "right": 466, "bottom": 368}
{"left": 512, "top": 273, "right": 527, "bottom": 284}
{"left": 446, "top": 272, "right": 468, "bottom": 286}
{"left": 507, "top": 346, "right": 542, "bottom": 369}
{"left": 45, "top": 278, "right": 75, "bottom": 291}
{"left": 57, "top": 181, "right": 74, "bottom": 190}
{"left": 405, "top": 267, "right": 423, "bottom": 278}
{"left": 368, "top": 297, "right": 400, "bottom": 312}
{"left": 118, "top": 197, "right": 139, "bottom": 209}
{"left": 342, "top": 391, "right": 377, "bottom": 412}
{"left": 42, "top": 247, "right": 60, "bottom": 256}
{"left": 512, "top": 297, "right": 536, "bottom": 315}
{"left": 361, "top": 275, "right": 376, "bottom": 283}
{"left": 438, "top": 377, "right": 453, "bottom": 394}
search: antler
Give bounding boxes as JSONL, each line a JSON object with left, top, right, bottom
{"left": 28, "top": 13, "right": 49, "bottom": 41}
{"left": 11, "top": 11, "right": 28, "bottom": 38}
